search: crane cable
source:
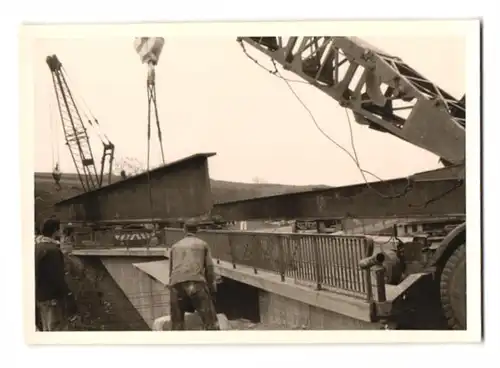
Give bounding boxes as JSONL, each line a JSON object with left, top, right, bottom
{"left": 61, "top": 66, "right": 112, "bottom": 146}
{"left": 144, "top": 62, "right": 167, "bottom": 242}
{"left": 272, "top": 61, "right": 411, "bottom": 199}
{"left": 49, "top": 97, "right": 61, "bottom": 167}
{"left": 49, "top": 99, "right": 56, "bottom": 167}
{"left": 238, "top": 42, "right": 463, "bottom": 206}
{"left": 143, "top": 62, "right": 164, "bottom": 311}
{"left": 270, "top": 61, "right": 463, "bottom": 205}
{"left": 48, "top": 91, "right": 63, "bottom": 190}
{"left": 237, "top": 40, "right": 399, "bottom": 194}
{"left": 146, "top": 63, "right": 166, "bottom": 167}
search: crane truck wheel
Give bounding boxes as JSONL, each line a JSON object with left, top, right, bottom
{"left": 439, "top": 243, "right": 466, "bottom": 330}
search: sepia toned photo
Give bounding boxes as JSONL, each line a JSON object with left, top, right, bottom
{"left": 22, "top": 21, "right": 481, "bottom": 343}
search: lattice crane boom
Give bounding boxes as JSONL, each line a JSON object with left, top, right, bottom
{"left": 46, "top": 54, "right": 115, "bottom": 192}
{"left": 238, "top": 37, "right": 466, "bottom": 167}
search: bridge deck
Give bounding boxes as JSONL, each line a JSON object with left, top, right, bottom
{"left": 71, "top": 247, "right": 374, "bottom": 322}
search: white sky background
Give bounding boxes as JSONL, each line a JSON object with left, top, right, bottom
{"left": 34, "top": 36, "right": 465, "bottom": 186}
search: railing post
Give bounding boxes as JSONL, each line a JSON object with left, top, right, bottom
{"left": 361, "top": 238, "right": 374, "bottom": 302}
{"left": 359, "top": 250, "right": 386, "bottom": 303}
{"left": 228, "top": 234, "right": 236, "bottom": 269}
{"left": 278, "top": 236, "right": 286, "bottom": 282}
{"left": 313, "top": 236, "right": 322, "bottom": 290}
{"left": 215, "top": 234, "right": 220, "bottom": 265}
{"left": 160, "top": 227, "right": 166, "bottom": 248}
{"left": 363, "top": 268, "right": 373, "bottom": 302}
{"left": 251, "top": 235, "right": 259, "bottom": 274}
{"left": 373, "top": 264, "right": 387, "bottom": 302}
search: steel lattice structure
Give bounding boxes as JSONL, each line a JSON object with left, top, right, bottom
{"left": 47, "top": 55, "right": 115, "bottom": 192}
{"left": 238, "top": 37, "right": 465, "bottom": 167}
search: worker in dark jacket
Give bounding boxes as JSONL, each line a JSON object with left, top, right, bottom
{"left": 168, "top": 218, "right": 219, "bottom": 330}
{"left": 35, "top": 217, "right": 77, "bottom": 331}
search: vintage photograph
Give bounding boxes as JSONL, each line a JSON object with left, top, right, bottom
{"left": 28, "top": 24, "right": 475, "bottom": 336}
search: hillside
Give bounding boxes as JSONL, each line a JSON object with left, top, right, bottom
{"left": 34, "top": 172, "right": 330, "bottom": 223}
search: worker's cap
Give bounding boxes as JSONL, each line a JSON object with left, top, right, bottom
{"left": 184, "top": 217, "right": 201, "bottom": 227}
{"left": 211, "top": 215, "right": 224, "bottom": 223}
{"left": 184, "top": 217, "right": 202, "bottom": 233}
{"left": 41, "top": 217, "right": 61, "bottom": 235}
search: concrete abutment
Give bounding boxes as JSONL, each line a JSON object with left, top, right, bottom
{"left": 68, "top": 250, "right": 380, "bottom": 330}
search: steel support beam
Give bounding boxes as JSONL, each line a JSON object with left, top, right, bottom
{"left": 212, "top": 174, "right": 465, "bottom": 221}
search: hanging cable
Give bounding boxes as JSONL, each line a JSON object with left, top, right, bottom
{"left": 61, "top": 66, "right": 111, "bottom": 145}
{"left": 49, "top": 99, "right": 56, "bottom": 167}
{"left": 237, "top": 41, "right": 417, "bottom": 198}
{"left": 249, "top": 48, "right": 412, "bottom": 199}
{"left": 343, "top": 108, "right": 412, "bottom": 198}
{"left": 236, "top": 40, "right": 463, "bottom": 220}
{"left": 145, "top": 63, "right": 162, "bottom": 231}
{"left": 52, "top": 98, "right": 60, "bottom": 166}
{"left": 48, "top": 96, "right": 62, "bottom": 191}
{"left": 277, "top": 70, "right": 411, "bottom": 199}
{"left": 62, "top": 66, "right": 97, "bottom": 123}
{"left": 132, "top": 37, "right": 167, "bottom": 249}
{"left": 59, "top": 63, "right": 116, "bottom": 188}
{"left": 147, "top": 64, "right": 165, "bottom": 165}
{"left": 273, "top": 56, "right": 457, "bottom": 203}
{"left": 279, "top": 67, "right": 463, "bottom": 206}
{"left": 237, "top": 39, "right": 310, "bottom": 85}
{"left": 238, "top": 44, "right": 386, "bottom": 181}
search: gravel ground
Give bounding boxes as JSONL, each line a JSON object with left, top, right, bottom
{"left": 229, "top": 319, "right": 306, "bottom": 330}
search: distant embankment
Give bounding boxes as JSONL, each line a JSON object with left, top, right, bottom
{"left": 34, "top": 172, "right": 330, "bottom": 222}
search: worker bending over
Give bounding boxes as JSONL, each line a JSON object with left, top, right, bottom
{"left": 168, "top": 218, "right": 219, "bottom": 330}
{"left": 35, "top": 217, "right": 77, "bottom": 331}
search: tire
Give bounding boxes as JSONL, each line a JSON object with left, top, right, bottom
{"left": 439, "top": 244, "right": 467, "bottom": 330}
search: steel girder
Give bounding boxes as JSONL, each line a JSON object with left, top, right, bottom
{"left": 212, "top": 167, "right": 465, "bottom": 221}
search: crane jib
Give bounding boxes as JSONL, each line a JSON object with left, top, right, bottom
{"left": 238, "top": 37, "right": 466, "bottom": 166}
{"left": 46, "top": 54, "right": 115, "bottom": 192}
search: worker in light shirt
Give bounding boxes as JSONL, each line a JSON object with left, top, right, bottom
{"left": 167, "top": 218, "right": 219, "bottom": 330}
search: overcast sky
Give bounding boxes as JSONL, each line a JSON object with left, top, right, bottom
{"left": 33, "top": 35, "right": 465, "bottom": 186}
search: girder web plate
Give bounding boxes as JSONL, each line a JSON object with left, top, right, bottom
{"left": 212, "top": 177, "right": 465, "bottom": 221}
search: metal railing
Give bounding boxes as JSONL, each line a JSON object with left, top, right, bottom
{"left": 71, "top": 226, "right": 376, "bottom": 300}
{"left": 165, "top": 228, "right": 374, "bottom": 300}
{"left": 72, "top": 226, "right": 166, "bottom": 249}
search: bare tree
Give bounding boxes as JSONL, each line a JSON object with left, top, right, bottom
{"left": 252, "top": 176, "right": 268, "bottom": 184}
{"left": 113, "top": 157, "right": 146, "bottom": 178}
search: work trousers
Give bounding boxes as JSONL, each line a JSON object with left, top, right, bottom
{"left": 169, "top": 281, "right": 219, "bottom": 330}
{"left": 36, "top": 299, "right": 68, "bottom": 331}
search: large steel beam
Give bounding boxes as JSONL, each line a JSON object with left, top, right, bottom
{"left": 212, "top": 167, "right": 465, "bottom": 221}
{"left": 54, "top": 153, "right": 216, "bottom": 222}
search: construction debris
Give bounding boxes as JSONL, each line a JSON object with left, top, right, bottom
{"left": 152, "top": 312, "right": 231, "bottom": 331}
